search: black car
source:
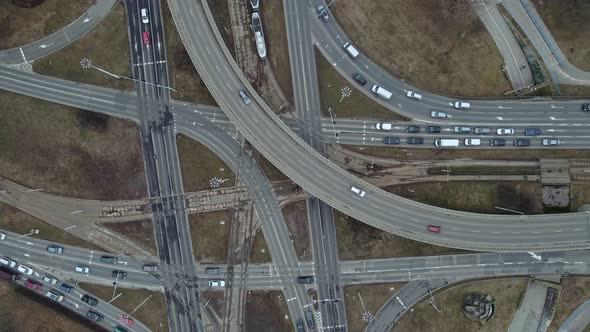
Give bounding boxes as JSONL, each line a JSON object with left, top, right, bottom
{"left": 524, "top": 128, "right": 541, "bottom": 136}
{"left": 305, "top": 310, "right": 316, "bottom": 329}
{"left": 407, "top": 137, "right": 424, "bottom": 144}
{"left": 81, "top": 294, "right": 99, "bottom": 306}
{"left": 58, "top": 283, "right": 74, "bottom": 294}
{"left": 352, "top": 73, "right": 367, "bottom": 86}
{"left": 489, "top": 138, "right": 506, "bottom": 146}
{"left": 112, "top": 270, "right": 128, "bottom": 279}
{"left": 426, "top": 126, "right": 441, "bottom": 133}
{"left": 296, "top": 319, "right": 305, "bottom": 332}
{"left": 582, "top": 103, "right": 590, "bottom": 112}
{"left": 513, "top": 139, "right": 531, "bottom": 147}
{"left": 86, "top": 310, "right": 104, "bottom": 322}
{"left": 383, "top": 137, "right": 400, "bottom": 145}
{"left": 297, "top": 275, "right": 314, "bottom": 284}
{"left": 406, "top": 125, "right": 420, "bottom": 133}
{"left": 100, "top": 255, "right": 118, "bottom": 264}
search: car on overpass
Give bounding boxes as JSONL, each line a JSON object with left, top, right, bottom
{"left": 524, "top": 128, "right": 542, "bottom": 136}
{"left": 513, "top": 139, "right": 531, "bottom": 147}
{"left": 542, "top": 138, "right": 560, "bottom": 146}
{"left": 428, "top": 225, "right": 441, "bottom": 233}
{"left": 430, "top": 110, "right": 449, "bottom": 119}
{"left": 496, "top": 128, "right": 514, "bottom": 135}
{"left": 350, "top": 186, "right": 366, "bottom": 198}
{"left": 489, "top": 138, "right": 506, "bottom": 146}
{"left": 582, "top": 103, "right": 590, "bottom": 112}
{"left": 383, "top": 137, "right": 400, "bottom": 145}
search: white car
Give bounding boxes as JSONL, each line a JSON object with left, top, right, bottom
{"left": 496, "top": 128, "right": 515, "bottom": 135}
{"left": 0, "top": 232, "right": 6, "bottom": 240}
{"left": 41, "top": 274, "right": 58, "bottom": 285}
{"left": 542, "top": 138, "right": 560, "bottom": 146}
{"left": 406, "top": 90, "right": 422, "bottom": 101}
{"left": 208, "top": 280, "right": 225, "bottom": 287}
{"left": 454, "top": 101, "right": 471, "bottom": 109}
{"left": 464, "top": 138, "right": 481, "bottom": 146}
{"left": 430, "top": 111, "right": 449, "bottom": 119}
{"left": 75, "top": 265, "right": 90, "bottom": 274}
{"left": 0, "top": 257, "right": 16, "bottom": 268}
{"left": 375, "top": 122, "right": 393, "bottom": 130}
{"left": 17, "top": 264, "right": 34, "bottom": 275}
{"left": 350, "top": 186, "right": 366, "bottom": 198}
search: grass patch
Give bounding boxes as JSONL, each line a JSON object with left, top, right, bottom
{"left": 335, "top": 211, "right": 458, "bottom": 260}
{"left": 388, "top": 182, "right": 543, "bottom": 215}
{"left": 176, "top": 134, "right": 235, "bottom": 192}
{"left": 395, "top": 278, "right": 528, "bottom": 332}
{"left": 345, "top": 145, "right": 590, "bottom": 161}
{"left": 316, "top": 47, "right": 408, "bottom": 121}
{"left": 282, "top": 201, "right": 311, "bottom": 261}
{"left": 0, "top": 92, "right": 146, "bottom": 200}
{"left": 33, "top": 3, "right": 132, "bottom": 90}
{"left": 344, "top": 283, "right": 407, "bottom": 332}
{"left": 427, "top": 166, "right": 540, "bottom": 176}
{"left": 0, "top": 0, "right": 93, "bottom": 50}
{"left": 532, "top": 0, "right": 590, "bottom": 71}
{"left": 570, "top": 184, "right": 590, "bottom": 212}
{"left": 189, "top": 210, "right": 232, "bottom": 263}
{"left": 558, "top": 85, "right": 590, "bottom": 97}
{"left": 0, "top": 203, "right": 102, "bottom": 250}
{"left": 0, "top": 280, "right": 96, "bottom": 331}
{"left": 254, "top": 151, "right": 289, "bottom": 182}
{"left": 331, "top": 0, "right": 510, "bottom": 97}
{"left": 101, "top": 220, "right": 156, "bottom": 255}
{"left": 547, "top": 278, "right": 590, "bottom": 332}
{"left": 260, "top": 0, "right": 293, "bottom": 103}
{"left": 245, "top": 291, "right": 292, "bottom": 332}
{"left": 206, "top": 0, "right": 234, "bottom": 58}
{"left": 249, "top": 230, "right": 271, "bottom": 263}
{"left": 79, "top": 283, "right": 168, "bottom": 332}
{"left": 162, "top": 3, "right": 217, "bottom": 104}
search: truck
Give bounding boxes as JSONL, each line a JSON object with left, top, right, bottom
{"left": 434, "top": 139, "right": 459, "bottom": 147}
{"left": 0, "top": 266, "right": 20, "bottom": 281}
{"left": 343, "top": 42, "right": 360, "bottom": 58}
{"left": 371, "top": 85, "right": 392, "bottom": 100}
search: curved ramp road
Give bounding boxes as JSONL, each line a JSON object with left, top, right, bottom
{"left": 0, "top": 0, "right": 118, "bottom": 66}
{"left": 167, "top": 0, "right": 590, "bottom": 252}
{"left": 558, "top": 299, "right": 590, "bottom": 332}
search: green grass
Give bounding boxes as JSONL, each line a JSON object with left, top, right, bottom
{"left": 79, "top": 283, "right": 169, "bottom": 332}
{"left": 176, "top": 134, "right": 235, "bottom": 192}
{"left": 315, "top": 48, "right": 409, "bottom": 121}
{"left": 33, "top": 3, "right": 132, "bottom": 90}
{"left": 189, "top": 210, "right": 232, "bottom": 263}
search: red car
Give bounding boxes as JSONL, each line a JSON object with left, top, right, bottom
{"left": 25, "top": 279, "right": 42, "bottom": 291}
{"left": 119, "top": 314, "right": 134, "bottom": 327}
{"left": 427, "top": 225, "right": 441, "bottom": 233}
{"left": 142, "top": 31, "right": 151, "bottom": 45}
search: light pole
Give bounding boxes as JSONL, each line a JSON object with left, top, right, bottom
{"left": 494, "top": 206, "right": 524, "bottom": 215}
{"left": 17, "top": 229, "right": 39, "bottom": 239}
{"left": 80, "top": 58, "right": 178, "bottom": 92}
{"left": 428, "top": 287, "right": 441, "bottom": 313}
{"left": 328, "top": 107, "right": 337, "bottom": 138}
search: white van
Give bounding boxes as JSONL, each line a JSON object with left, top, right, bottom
{"left": 434, "top": 139, "right": 459, "bottom": 147}
{"left": 141, "top": 8, "right": 149, "bottom": 24}
{"left": 371, "top": 85, "right": 392, "bottom": 100}
{"left": 0, "top": 257, "right": 16, "bottom": 268}
{"left": 464, "top": 138, "right": 481, "bottom": 146}
{"left": 350, "top": 186, "right": 366, "bottom": 197}
{"left": 454, "top": 101, "right": 470, "bottom": 109}
{"left": 375, "top": 122, "right": 392, "bottom": 130}
{"left": 343, "top": 42, "right": 360, "bottom": 58}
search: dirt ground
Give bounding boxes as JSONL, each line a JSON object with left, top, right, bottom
{"left": 0, "top": 0, "right": 93, "bottom": 50}
{"left": 331, "top": 0, "right": 510, "bottom": 97}
{"left": 245, "top": 290, "right": 292, "bottom": 332}
{"left": 202, "top": 291, "right": 225, "bottom": 319}
{"left": 571, "top": 184, "right": 590, "bottom": 212}
{"left": 33, "top": 2, "right": 132, "bottom": 91}
{"left": 249, "top": 230, "right": 271, "bottom": 263}
{"left": 176, "top": 134, "right": 235, "bottom": 192}
{"left": 0, "top": 93, "right": 146, "bottom": 200}
{"left": 388, "top": 182, "right": 543, "bottom": 215}
{"left": 189, "top": 210, "right": 232, "bottom": 263}
{"left": 162, "top": 3, "right": 217, "bottom": 104}
{"left": 316, "top": 48, "right": 409, "bottom": 121}
{"left": 0, "top": 280, "right": 96, "bottom": 331}
{"left": 547, "top": 278, "right": 590, "bottom": 332}
{"left": 282, "top": 200, "right": 311, "bottom": 261}
{"left": 344, "top": 283, "right": 407, "bottom": 332}
{"left": 335, "top": 211, "right": 459, "bottom": 260}
{"left": 532, "top": 0, "right": 590, "bottom": 72}
{"left": 345, "top": 145, "right": 590, "bottom": 161}
{"left": 260, "top": 0, "right": 293, "bottom": 104}
{"left": 395, "top": 278, "right": 528, "bottom": 332}
{"left": 80, "top": 283, "right": 169, "bottom": 332}
{"left": 101, "top": 219, "right": 156, "bottom": 255}
{"left": 255, "top": 151, "right": 289, "bottom": 182}
{"left": 0, "top": 202, "right": 102, "bottom": 251}
{"left": 206, "top": 0, "right": 235, "bottom": 58}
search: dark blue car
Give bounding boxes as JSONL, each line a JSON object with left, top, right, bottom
{"left": 524, "top": 128, "right": 541, "bottom": 136}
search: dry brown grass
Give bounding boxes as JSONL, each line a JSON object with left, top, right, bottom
{"left": 189, "top": 210, "right": 232, "bottom": 263}
{"left": 176, "top": 134, "right": 235, "bottom": 192}
{"left": 570, "top": 184, "right": 590, "bottom": 212}
{"left": 101, "top": 220, "right": 156, "bottom": 255}
{"left": 0, "top": 92, "right": 146, "bottom": 200}
{"left": 79, "top": 283, "right": 169, "bottom": 332}
{"left": 249, "top": 230, "right": 271, "bottom": 263}
{"left": 344, "top": 283, "right": 407, "bottom": 332}
{"left": 0, "top": 0, "right": 93, "bottom": 50}
{"left": 547, "top": 278, "right": 590, "bottom": 332}
{"left": 282, "top": 200, "right": 311, "bottom": 261}
{"left": 331, "top": 0, "right": 510, "bottom": 97}
{"left": 532, "top": 0, "right": 590, "bottom": 71}
{"left": 245, "top": 291, "right": 292, "bottom": 332}
{"left": 395, "top": 278, "right": 528, "bottom": 332}
{"left": 0, "top": 280, "right": 96, "bottom": 331}
{"left": 33, "top": 3, "right": 132, "bottom": 91}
